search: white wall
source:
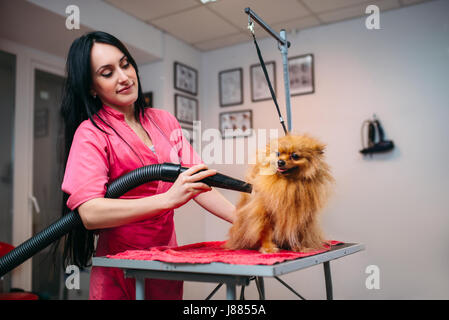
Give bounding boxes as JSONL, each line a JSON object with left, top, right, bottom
{"left": 182, "top": 0, "right": 449, "bottom": 299}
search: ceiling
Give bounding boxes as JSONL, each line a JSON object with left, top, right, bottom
{"left": 104, "top": 0, "right": 433, "bottom": 51}
{"left": 0, "top": 0, "right": 434, "bottom": 62}
{"left": 0, "top": 0, "right": 158, "bottom": 64}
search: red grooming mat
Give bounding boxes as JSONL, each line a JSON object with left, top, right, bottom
{"left": 0, "top": 292, "right": 39, "bottom": 300}
{"left": 107, "top": 241, "right": 343, "bottom": 265}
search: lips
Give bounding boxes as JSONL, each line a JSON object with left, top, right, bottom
{"left": 117, "top": 82, "right": 134, "bottom": 93}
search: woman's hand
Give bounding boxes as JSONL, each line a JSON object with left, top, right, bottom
{"left": 163, "top": 163, "right": 217, "bottom": 209}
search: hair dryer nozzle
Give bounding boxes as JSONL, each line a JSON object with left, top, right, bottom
{"left": 116, "top": 162, "right": 253, "bottom": 193}
{"left": 174, "top": 163, "right": 252, "bottom": 193}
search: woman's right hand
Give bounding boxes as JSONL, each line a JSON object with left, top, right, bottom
{"left": 163, "top": 163, "right": 217, "bottom": 209}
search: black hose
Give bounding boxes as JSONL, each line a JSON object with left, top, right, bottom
{"left": 0, "top": 210, "right": 82, "bottom": 278}
{"left": 0, "top": 163, "right": 252, "bottom": 277}
{"left": 107, "top": 162, "right": 252, "bottom": 195}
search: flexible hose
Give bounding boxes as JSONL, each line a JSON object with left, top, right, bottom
{"left": 0, "top": 210, "right": 82, "bottom": 278}
{"left": 0, "top": 163, "right": 252, "bottom": 277}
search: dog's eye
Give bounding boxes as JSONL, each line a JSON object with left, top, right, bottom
{"left": 291, "top": 153, "right": 301, "bottom": 160}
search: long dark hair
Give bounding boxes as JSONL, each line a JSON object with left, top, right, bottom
{"left": 60, "top": 31, "right": 147, "bottom": 268}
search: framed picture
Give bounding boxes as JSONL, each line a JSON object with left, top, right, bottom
{"left": 250, "top": 61, "right": 276, "bottom": 102}
{"left": 219, "top": 68, "right": 243, "bottom": 107}
{"left": 174, "top": 61, "right": 198, "bottom": 96}
{"left": 288, "top": 54, "right": 314, "bottom": 96}
{"left": 175, "top": 93, "right": 198, "bottom": 125}
{"left": 143, "top": 91, "right": 153, "bottom": 108}
{"left": 219, "top": 110, "right": 253, "bottom": 139}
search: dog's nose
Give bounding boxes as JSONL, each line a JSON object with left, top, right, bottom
{"left": 277, "top": 160, "right": 285, "bottom": 167}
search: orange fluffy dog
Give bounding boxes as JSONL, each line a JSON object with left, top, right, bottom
{"left": 226, "top": 134, "right": 334, "bottom": 253}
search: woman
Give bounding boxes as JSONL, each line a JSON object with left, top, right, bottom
{"left": 60, "top": 31, "right": 236, "bottom": 300}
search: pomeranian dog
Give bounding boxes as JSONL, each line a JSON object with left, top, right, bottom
{"left": 226, "top": 134, "right": 334, "bottom": 253}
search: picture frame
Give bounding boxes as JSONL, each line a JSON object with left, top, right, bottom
{"left": 143, "top": 91, "right": 153, "bottom": 108}
{"left": 219, "top": 67, "right": 243, "bottom": 107}
{"left": 175, "top": 93, "right": 198, "bottom": 125}
{"left": 288, "top": 54, "right": 314, "bottom": 96}
{"left": 219, "top": 110, "right": 253, "bottom": 139}
{"left": 174, "top": 61, "right": 198, "bottom": 96}
{"left": 250, "top": 61, "right": 276, "bottom": 102}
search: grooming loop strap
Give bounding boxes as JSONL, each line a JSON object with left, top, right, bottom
{"left": 247, "top": 15, "right": 255, "bottom": 34}
{"left": 244, "top": 7, "right": 292, "bottom": 134}
{"left": 250, "top": 31, "right": 288, "bottom": 135}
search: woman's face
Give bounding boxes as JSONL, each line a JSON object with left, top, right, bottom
{"left": 90, "top": 42, "right": 138, "bottom": 111}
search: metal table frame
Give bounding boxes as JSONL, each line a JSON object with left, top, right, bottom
{"left": 92, "top": 243, "right": 364, "bottom": 300}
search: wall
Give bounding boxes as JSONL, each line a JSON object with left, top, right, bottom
{"left": 189, "top": 0, "right": 449, "bottom": 299}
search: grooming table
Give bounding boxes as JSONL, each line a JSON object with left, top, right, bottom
{"left": 92, "top": 242, "right": 364, "bottom": 300}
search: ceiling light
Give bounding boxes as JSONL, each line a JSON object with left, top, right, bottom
{"left": 200, "top": 0, "right": 217, "bottom": 4}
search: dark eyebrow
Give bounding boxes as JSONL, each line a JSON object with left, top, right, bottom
{"left": 96, "top": 55, "right": 127, "bottom": 73}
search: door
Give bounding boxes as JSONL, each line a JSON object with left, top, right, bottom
{"left": 0, "top": 50, "right": 16, "bottom": 293}
{"left": 31, "top": 69, "right": 66, "bottom": 299}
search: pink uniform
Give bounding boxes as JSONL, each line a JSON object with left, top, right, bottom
{"left": 61, "top": 104, "right": 203, "bottom": 300}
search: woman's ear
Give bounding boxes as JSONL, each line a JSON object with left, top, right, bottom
{"left": 90, "top": 89, "right": 97, "bottom": 99}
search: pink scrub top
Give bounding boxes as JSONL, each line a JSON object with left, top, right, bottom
{"left": 61, "top": 104, "right": 203, "bottom": 300}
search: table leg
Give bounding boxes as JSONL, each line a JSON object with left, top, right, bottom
{"left": 135, "top": 277, "right": 145, "bottom": 300}
{"left": 206, "top": 283, "right": 223, "bottom": 300}
{"left": 226, "top": 283, "right": 236, "bottom": 300}
{"left": 323, "top": 261, "right": 333, "bottom": 300}
{"left": 255, "top": 277, "right": 265, "bottom": 300}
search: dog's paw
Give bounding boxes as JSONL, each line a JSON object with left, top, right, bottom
{"left": 259, "top": 245, "right": 280, "bottom": 254}
{"left": 292, "top": 246, "right": 314, "bottom": 253}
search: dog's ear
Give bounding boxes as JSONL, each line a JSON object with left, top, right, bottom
{"left": 314, "top": 144, "right": 326, "bottom": 154}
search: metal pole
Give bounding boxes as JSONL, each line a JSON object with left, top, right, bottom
{"left": 135, "top": 276, "right": 145, "bottom": 300}
{"left": 280, "top": 29, "right": 292, "bottom": 132}
{"left": 323, "top": 262, "right": 333, "bottom": 300}
{"left": 205, "top": 283, "right": 223, "bottom": 300}
{"left": 274, "top": 276, "right": 306, "bottom": 300}
{"left": 245, "top": 8, "right": 292, "bottom": 132}
{"left": 255, "top": 277, "right": 265, "bottom": 300}
{"left": 226, "top": 283, "right": 236, "bottom": 300}
{"left": 244, "top": 8, "right": 290, "bottom": 48}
